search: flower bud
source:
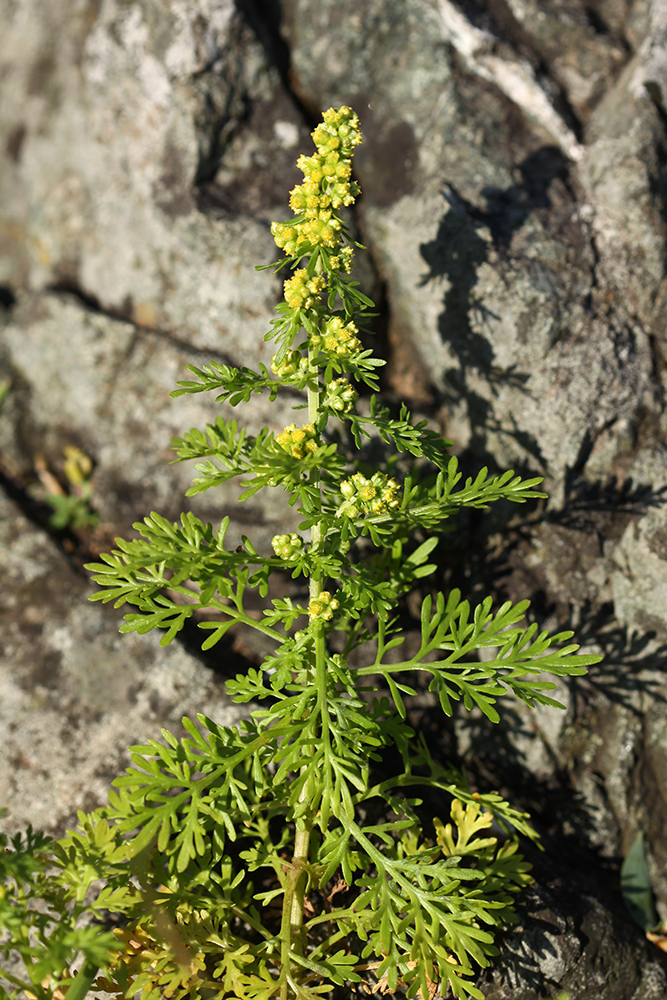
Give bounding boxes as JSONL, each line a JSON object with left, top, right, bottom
{"left": 271, "top": 533, "right": 304, "bottom": 560}
{"left": 271, "top": 350, "right": 303, "bottom": 377}
{"left": 324, "top": 378, "right": 358, "bottom": 414}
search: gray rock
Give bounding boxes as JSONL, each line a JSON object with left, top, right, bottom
{"left": 2, "top": 0, "right": 667, "bottom": 995}
{"left": 0, "top": 489, "right": 246, "bottom": 835}
{"left": 0, "top": 0, "right": 290, "bottom": 353}
{"left": 478, "top": 851, "right": 667, "bottom": 999}
{"left": 0, "top": 291, "right": 298, "bottom": 547}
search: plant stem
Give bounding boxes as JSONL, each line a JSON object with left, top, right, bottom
{"left": 281, "top": 318, "right": 327, "bottom": 991}
{"left": 279, "top": 862, "right": 299, "bottom": 1000}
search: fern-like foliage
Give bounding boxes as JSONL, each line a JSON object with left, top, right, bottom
{"left": 0, "top": 816, "right": 120, "bottom": 1000}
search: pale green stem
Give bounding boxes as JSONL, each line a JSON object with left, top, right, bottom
{"left": 207, "top": 602, "right": 285, "bottom": 643}
{"left": 283, "top": 291, "right": 328, "bottom": 987}
{"left": 279, "top": 861, "right": 300, "bottom": 1000}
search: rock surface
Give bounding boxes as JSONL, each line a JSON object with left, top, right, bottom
{"left": 3, "top": 0, "right": 667, "bottom": 995}
{"left": 478, "top": 844, "right": 667, "bottom": 1000}
{"left": 0, "top": 489, "right": 247, "bottom": 833}
{"left": 0, "top": 291, "right": 297, "bottom": 544}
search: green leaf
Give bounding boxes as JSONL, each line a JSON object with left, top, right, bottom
{"left": 621, "top": 833, "right": 658, "bottom": 930}
{"left": 361, "top": 591, "right": 600, "bottom": 718}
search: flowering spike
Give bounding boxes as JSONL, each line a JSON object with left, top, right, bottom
{"left": 271, "top": 106, "right": 361, "bottom": 255}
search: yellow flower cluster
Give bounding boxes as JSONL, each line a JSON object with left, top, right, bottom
{"left": 270, "top": 349, "right": 309, "bottom": 379}
{"left": 312, "top": 107, "right": 363, "bottom": 159}
{"left": 271, "top": 106, "right": 361, "bottom": 255}
{"left": 308, "top": 590, "right": 340, "bottom": 622}
{"left": 283, "top": 269, "right": 326, "bottom": 310}
{"left": 276, "top": 422, "right": 319, "bottom": 459}
{"left": 338, "top": 472, "right": 401, "bottom": 518}
{"left": 328, "top": 246, "right": 355, "bottom": 274}
{"left": 311, "top": 316, "right": 361, "bottom": 356}
{"left": 272, "top": 532, "right": 304, "bottom": 560}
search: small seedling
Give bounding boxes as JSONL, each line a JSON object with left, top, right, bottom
{"left": 36, "top": 446, "right": 99, "bottom": 532}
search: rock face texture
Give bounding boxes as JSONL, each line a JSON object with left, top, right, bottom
{"left": 2, "top": 0, "right": 667, "bottom": 995}
{"left": 0, "top": 490, "right": 248, "bottom": 832}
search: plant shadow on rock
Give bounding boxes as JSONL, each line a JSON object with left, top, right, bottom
{"left": 419, "top": 145, "right": 570, "bottom": 461}
{"left": 542, "top": 474, "right": 667, "bottom": 709}
{"left": 566, "top": 601, "right": 667, "bottom": 712}
{"left": 549, "top": 473, "right": 667, "bottom": 534}
{"left": 411, "top": 149, "right": 667, "bottom": 813}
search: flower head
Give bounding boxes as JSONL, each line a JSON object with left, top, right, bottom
{"left": 308, "top": 590, "right": 340, "bottom": 622}
{"left": 337, "top": 472, "right": 401, "bottom": 519}
{"left": 328, "top": 246, "right": 355, "bottom": 274}
{"left": 324, "top": 378, "right": 358, "bottom": 414}
{"left": 270, "top": 349, "right": 309, "bottom": 379}
{"left": 272, "top": 533, "right": 304, "bottom": 560}
{"left": 310, "top": 316, "right": 362, "bottom": 357}
{"left": 283, "top": 270, "right": 326, "bottom": 310}
{"left": 276, "top": 422, "right": 319, "bottom": 460}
